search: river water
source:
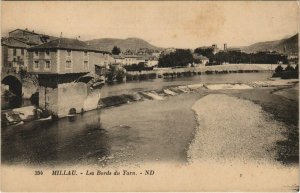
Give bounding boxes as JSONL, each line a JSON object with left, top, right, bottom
{"left": 100, "top": 72, "right": 273, "bottom": 97}
{"left": 2, "top": 72, "right": 278, "bottom": 166}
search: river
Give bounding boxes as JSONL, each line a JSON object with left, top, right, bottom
{"left": 100, "top": 72, "right": 272, "bottom": 97}
{"left": 4, "top": 71, "right": 293, "bottom": 166}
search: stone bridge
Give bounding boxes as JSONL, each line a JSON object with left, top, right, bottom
{"left": 1, "top": 67, "right": 24, "bottom": 108}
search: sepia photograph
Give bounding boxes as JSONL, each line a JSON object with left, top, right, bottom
{"left": 1, "top": 1, "right": 299, "bottom": 192}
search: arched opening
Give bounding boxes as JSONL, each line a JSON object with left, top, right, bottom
{"left": 1, "top": 75, "right": 22, "bottom": 109}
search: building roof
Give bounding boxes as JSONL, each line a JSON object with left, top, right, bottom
{"left": 193, "top": 53, "right": 209, "bottom": 60}
{"left": 8, "top": 29, "right": 58, "bottom": 46}
{"left": 226, "top": 48, "right": 242, "bottom": 52}
{"left": 28, "top": 38, "right": 110, "bottom": 54}
{"left": 198, "top": 55, "right": 209, "bottom": 60}
{"left": 123, "top": 55, "right": 142, "bottom": 58}
{"left": 9, "top": 28, "right": 40, "bottom": 36}
{"left": 113, "top": 54, "right": 158, "bottom": 61}
{"left": 1, "top": 37, "right": 29, "bottom": 48}
{"left": 113, "top": 55, "right": 125, "bottom": 59}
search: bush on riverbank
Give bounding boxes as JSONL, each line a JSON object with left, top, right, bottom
{"left": 106, "top": 65, "right": 126, "bottom": 83}
{"left": 122, "top": 65, "right": 264, "bottom": 82}
{"left": 162, "top": 70, "right": 201, "bottom": 79}
{"left": 124, "top": 63, "right": 153, "bottom": 72}
{"left": 272, "top": 65, "right": 298, "bottom": 79}
{"left": 126, "top": 73, "right": 157, "bottom": 81}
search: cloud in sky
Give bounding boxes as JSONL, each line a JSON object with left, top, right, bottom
{"left": 2, "top": 1, "right": 298, "bottom": 48}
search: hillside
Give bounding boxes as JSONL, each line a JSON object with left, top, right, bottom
{"left": 242, "top": 34, "right": 298, "bottom": 54}
{"left": 86, "top": 37, "right": 162, "bottom": 52}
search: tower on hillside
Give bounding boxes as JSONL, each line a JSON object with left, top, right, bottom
{"left": 224, "top": 43, "right": 227, "bottom": 51}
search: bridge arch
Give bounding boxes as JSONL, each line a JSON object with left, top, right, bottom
{"left": 1, "top": 75, "right": 22, "bottom": 108}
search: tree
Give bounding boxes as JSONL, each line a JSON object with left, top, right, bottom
{"left": 158, "top": 49, "right": 194, "bottom": 68}
{"left": 106, "top": 64, "right": 126, "bottom": 83}
{"left": 194, "top": 47, "right": 215, "bottom": 62}
{"left": 275, "top": 65, "right": 284, "bottom": 74}
{"left": 285, "top": 64, "right": 295, "bottom": 72}
{"left": 111, "top": 46, "right": 121, "bottom": 55}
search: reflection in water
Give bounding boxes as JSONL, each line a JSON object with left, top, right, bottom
{"left": 1, "top": 110, "right": 110, "bottom": 166}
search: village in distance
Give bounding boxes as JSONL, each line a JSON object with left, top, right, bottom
{"left": 1, "top": 28, "right": 298, "bottom": 119}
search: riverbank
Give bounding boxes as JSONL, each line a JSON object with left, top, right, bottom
{"left": 2, "top": 75, "right": 298, "bottom": 127}
{"left": 189, "top": 94, "right": 285, "bottom": 164}
{"left": 2, "top": 80, "right": 298, "bottom": 166}
{"left": 2, "top": 83, "right": 298, "bottom": 191}
{"left": 126, "top": 64, "right": 294, "bottom": 81}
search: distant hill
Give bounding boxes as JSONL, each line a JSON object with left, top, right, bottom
{"left": 86, "top": 37, "right": 163, "bottom": 52}
{"left": 242, "top": 34, "right": 298, "bottom": 54}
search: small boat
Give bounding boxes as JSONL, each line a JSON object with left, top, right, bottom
{"left": 14, "top": 121, "right": 24, "bottom": 125}
{"left": 1, "top": 111, "right": 23, "bottom": 127}
{"left": 36, "top": 115, "right": 52, "bottom": 121}
{"left": 91, "top": 81, "right": 105, "bottom": 89}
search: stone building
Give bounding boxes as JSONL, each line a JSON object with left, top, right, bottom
{"left": 9, "top": 28, "right": 56, "bottom": 46}
{"left": 193, "top": 53, "right": 209, "bottom": 66}
{"left": 27, "top": 37, "right": 112, "bottom": 74}
{"left": 2, "top": 29, "right": 57, "bottom": 71}
{"left": 27, "top": 37, "right": 113, "bottom": 117}
{"left": 1, "top": 37, "right": 29, "bottom": 73}
{"left": 113, "top": 54, "right": 146, "bottom": 66}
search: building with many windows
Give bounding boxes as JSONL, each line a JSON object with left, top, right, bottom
{"left": 2, "top": 28, "right": 57, "bottom": 74}
{"left": 27, "top": 37, "right": 113, "bottom": 74}
{"left": 27, "top": 37, "right": 114, "bottom": 117}
{"left": 1, "top": 37, "right": 29, "bottom": 73}
{"left": 8, "top": 28, "right": 56, "bottom": 46}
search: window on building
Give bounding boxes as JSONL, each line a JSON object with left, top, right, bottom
{"left": 65, "top": 60, "right": 72, "bottom": 69}
{"left": 13, "top": 48, "right": 17, "bottom": 56}
{"left": 67, "top": 50, "right": 71, "bottom": 56}
{"left": 45, "top": 50, "right": 50, "bottom": 56}
{"left": 84, "top": 51, "right": 88, "bottom": 56}
{"left": 84, "top": 61, "right": 88, "bottom": 70}
{"left": 45, "top": 61, "right": 50, "bottom": 69}
{"left": 34, "top": 61, "right": 39, "bottom": 69}
{"left": 34, "top": 51, "right": 38, "bottom": 57}
{"left": 21, "top": 49, "right": 24, "bottom": 55}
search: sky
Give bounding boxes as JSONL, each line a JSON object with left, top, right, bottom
{"left": 1, "top": 1, "right": 299, "bottom": 49}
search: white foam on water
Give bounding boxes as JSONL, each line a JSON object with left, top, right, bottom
{"left": 187, "top": 83, "right": 204, "bottom": 90}
{"left": 206, "top": 83, "right": 253, "bottom": 90}
{"left": 141, "top": 91, "right": 164, "bottom": 100}
{"left": 163, "top": 89, "right": 177, "bottom": 96}
{"left": 177, "top": 86, "right": 190, "bottom": 93}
